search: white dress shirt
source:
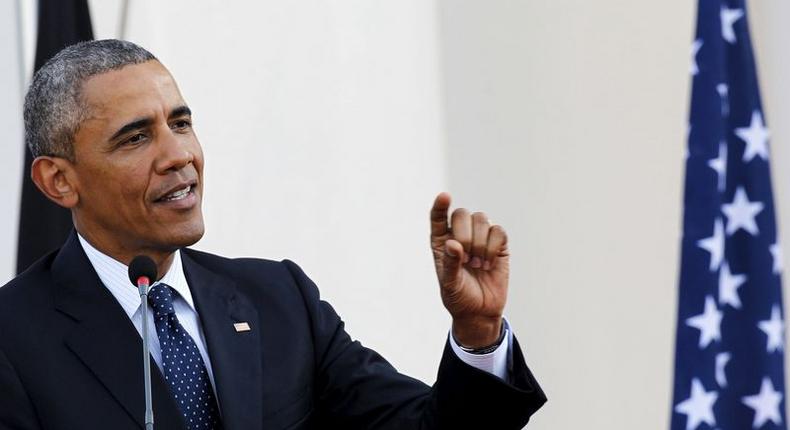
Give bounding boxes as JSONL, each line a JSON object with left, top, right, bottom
{"left": 77, "top": 234, "right": 510, "bottom": 383}
{"left": 449, "top": 320, "right": 511, "bottom": 380}
{"left": 78, "top": 235, "right": 217, "bottom": 390}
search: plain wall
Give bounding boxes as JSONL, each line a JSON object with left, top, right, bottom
{"left": 2, "top": 1, "right": 790, "bottom": 429}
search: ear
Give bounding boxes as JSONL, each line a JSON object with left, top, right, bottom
{"left": 30, "top": 156, "right": 79, "bottom": 209}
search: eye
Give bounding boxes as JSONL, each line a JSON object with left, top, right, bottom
{"left": 171, "top": 119, "right": 192, "bottom": 131}
{"left": 125, "top": 133, "right": 148, "bottom": 145}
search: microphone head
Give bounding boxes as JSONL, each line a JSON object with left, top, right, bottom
{"left": 128, "top": 255, "right": 158, "bottom": 286}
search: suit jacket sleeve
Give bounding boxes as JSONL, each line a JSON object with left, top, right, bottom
{"left": 0, "top": 347, "right": 41, "bottom": 430}
{"left": 282, "top": 260, "right": 546, "bottom": 429}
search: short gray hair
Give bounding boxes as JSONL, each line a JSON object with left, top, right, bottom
{"left": 24, "top": 39, "right": 157, "bottom": 160}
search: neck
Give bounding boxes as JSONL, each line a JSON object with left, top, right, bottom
{"left": 76, "top": 229, "right": 176, "bottom": 281}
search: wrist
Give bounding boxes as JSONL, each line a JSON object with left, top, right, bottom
{"left": 452, "top": 317, "right": 504, "bottom": 350}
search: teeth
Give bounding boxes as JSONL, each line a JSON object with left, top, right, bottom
{"left": 162, "top": 185, "right": 191, "bottom": 201}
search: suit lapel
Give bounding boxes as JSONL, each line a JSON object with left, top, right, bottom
{"left": 182, "top": 252, "right": 263, "bottom": 430}
{"left": 52, "top": 232, "right": 185, "bottom": 430}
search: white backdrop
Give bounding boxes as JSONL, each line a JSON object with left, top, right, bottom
{"left": 3, "top": 1, "right": 790, "bottom": 429}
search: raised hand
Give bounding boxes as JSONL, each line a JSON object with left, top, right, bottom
{"left": 430, "top": 192, "right": 509, "bottom": 349}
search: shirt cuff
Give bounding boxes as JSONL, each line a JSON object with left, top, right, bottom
{"left": 448, "top": 318, "right": 511, "bottom": 380}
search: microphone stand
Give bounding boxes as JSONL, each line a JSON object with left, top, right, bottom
{"left": 138, "top": 278, "right": 155, "bottom": 430}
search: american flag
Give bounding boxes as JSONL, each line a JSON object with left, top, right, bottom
{"left": 671, "top": 1, "right": 786, "bottom": 429}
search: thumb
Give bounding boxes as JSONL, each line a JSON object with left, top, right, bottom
{"left": 442, "top": 239, "right": 465, "bottom": 288}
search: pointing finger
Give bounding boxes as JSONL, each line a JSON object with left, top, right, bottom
{"left": 430, "top": 192, "right": 452, "bottom": 237}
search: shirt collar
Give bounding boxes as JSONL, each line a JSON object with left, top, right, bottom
{"left": 77, "top": 233, "right": 196, "bottom": 318}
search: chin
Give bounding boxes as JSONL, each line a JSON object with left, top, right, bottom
{"left": 164, "top": 220, "right": 205, "bottom": 250}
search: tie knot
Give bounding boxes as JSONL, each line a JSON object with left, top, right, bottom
{"left": 148, "top": 283, "right": 176, "bottom": 316}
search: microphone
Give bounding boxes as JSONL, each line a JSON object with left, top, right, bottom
{"left": 129, "top": 256, "right": 158, "bottom": 430}
{"left": 129, "top": 255, "right": 157, "bottom": 287}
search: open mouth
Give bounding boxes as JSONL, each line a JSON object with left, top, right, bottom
{"left": 156, "top": 184, "right": 195, "bottom": 203}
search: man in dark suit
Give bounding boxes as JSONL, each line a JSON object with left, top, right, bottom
{"left": 0, "top": 40, "right": 545, "bottom": 429}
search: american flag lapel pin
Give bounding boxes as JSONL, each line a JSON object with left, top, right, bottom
{"left": 233, "top": 322, "right": 251, "bottom": 332}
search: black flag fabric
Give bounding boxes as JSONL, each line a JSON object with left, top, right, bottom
{"left": 16, "top": 0, "right": 93, "bottom": 274}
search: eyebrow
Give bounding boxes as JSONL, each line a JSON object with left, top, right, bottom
{"left": 170, "top": 105, "right": 192, "bottom": 119}
{"left": 108, "top": 105, "right": 192, "bottom": 142}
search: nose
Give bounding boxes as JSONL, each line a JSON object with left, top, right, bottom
{"left": 154, "top": 125, "right": 194, "bottom": 174}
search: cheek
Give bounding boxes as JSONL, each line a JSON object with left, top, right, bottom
{"left": 118, "top": 181, "right": 145, "bottom": 205}
{"left": 86, "top": 164, "right": 149, "bottom": 213}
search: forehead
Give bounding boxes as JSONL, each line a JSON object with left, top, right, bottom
{"left": 79, "top": 60, "right": 184, "bottom": 121}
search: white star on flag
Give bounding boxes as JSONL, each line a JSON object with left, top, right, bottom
{"left": 675, "top": 378, "right": 718, "bottom": 430}
{"left": 715, "top": 352, "right": 731, "bottom": 387}
{"left": 690, "top": 39, "right": 703, "bottom": 76}
{"left": 697, "top": 218, "right": 725, "bottom": 272}
{"left": 742, "top": 377, "right": 783, "bottom": 428}
{"left": 770, "top": 243, "right": 783, "bottom": 274}
{"left": 735, "top": 110, "right": 770, "bottom": 162}
{"left": 758, "top": 305, "right": 785, "bottom": 353}
{"left": 686, "top": 296, "right": 723, "bottom": 348}
{"left": 720, "top": 7, "right": 744, "bottom": 44}
{"left": 722, "top": 187, "right": 764, "bottom": 236}
{"left": 718, "top": 261, "right": 746, "bottom": 309}
{"left": 707, "top": 142, "right": 727, "bottom": 192}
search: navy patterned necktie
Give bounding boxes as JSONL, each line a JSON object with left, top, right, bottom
{"left": 148, "top": 283, "right": 223, "bottom": 430}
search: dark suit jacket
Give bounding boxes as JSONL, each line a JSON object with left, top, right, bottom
{"left": 0, "top": 232, "right": 545, "bottom": 429}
